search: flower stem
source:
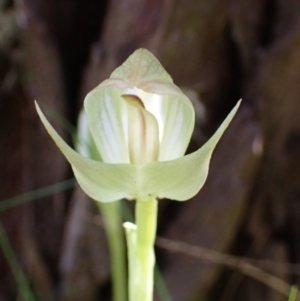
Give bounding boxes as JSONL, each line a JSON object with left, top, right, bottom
{"left": 97, "top": 201, "right": 127, "bottom": 301}
{"left": 135, "top": 195, "right": 158, "bottom": 301}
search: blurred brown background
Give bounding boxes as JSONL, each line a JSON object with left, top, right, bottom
{"left": 1, "top": 0, "right": 300, "bottom": 300}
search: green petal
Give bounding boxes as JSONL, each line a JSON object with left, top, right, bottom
{"left": 76, "top": 109, "right": 102, "bottom": 161}
{"left": 140, "top": 100, "right": 241, "bottom": 201}
{"left": 110, "top": 49, "right": 173, "bottom": 87}
{"left": 84, "top": 87, "right": 130, "bottom": 163}
{"left": 106, "top": 48, "right": 192, "bottom": 104}
{"left": 76, "top": 109, "right": 91, "bottom": 158}
{"left": 35, "top": 102, "right": 138, "bottom": 202}
{"left": 158, "top": 94, "right": 195, "bottom": 161}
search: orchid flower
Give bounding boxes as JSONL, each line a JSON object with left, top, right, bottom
{"left": 35, "top": 48, "right": 240, "bottom": 203}
{"left": 36, "top": 48, "right": 240, "bottom": 301}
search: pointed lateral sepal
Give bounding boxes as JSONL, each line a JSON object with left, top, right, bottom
{"left": 35, "top": 100, "right": 240, "bottom": 203}
{"left": 140, "top": 100, "right": 241, "bottom": 201}
{"left": 35, "top": 102, "right": 139, "bottom": 202}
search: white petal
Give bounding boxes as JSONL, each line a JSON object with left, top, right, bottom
{"left": 123, "top": 87, "right": 194, "bottom": 160}
{"left": 84, "top": 87, "right": 130, "bottom": 163}
{"left": 158, "top": 94, "right": 195, "bottom": 161}
{"left": 138, "top": 81, "right": 185, "bottom": 98}
{"left": 140, "top": 101, "right": 241, "bottom": 201}
{"left": 35, "top": 102, "right": 139, "bottom": 202}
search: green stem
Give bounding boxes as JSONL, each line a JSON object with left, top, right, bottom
{"left": 97, "top": 201, "right": 127, "bottom": 301}
{"left": 124, "top": 222, "right": 137, "bottom": 301}
{"left": 288, "top": 285, "right": 298, "bottom": 301}
{"left": 135, "top": 195, "right": 158, "bottom": 301}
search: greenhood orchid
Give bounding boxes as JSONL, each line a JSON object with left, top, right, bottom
{"left": 35, "top": 48, "right": 240, "bottom": 203}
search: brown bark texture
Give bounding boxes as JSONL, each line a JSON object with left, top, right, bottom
{"left": 0, "top": 0, "right": 300, "bottom": 300}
